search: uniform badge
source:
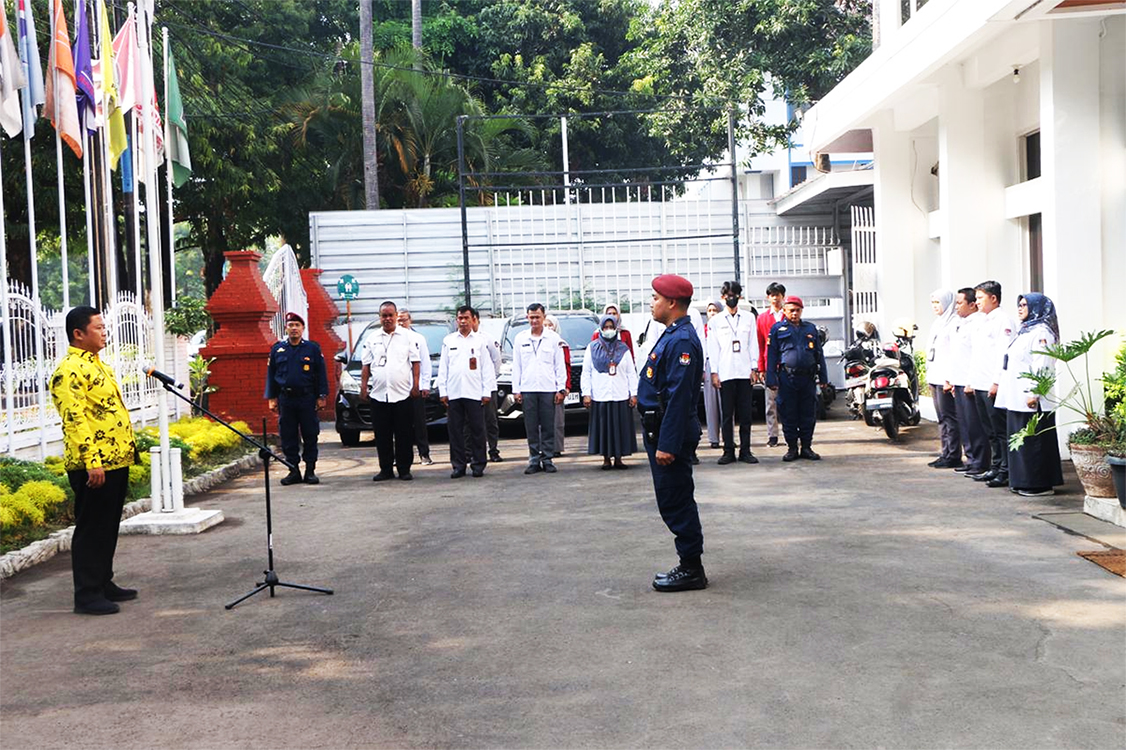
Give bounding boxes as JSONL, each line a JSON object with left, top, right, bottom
{"left": 808, "top": 341, "right": 815, "bottom": 349}
{"left": 646, "top": 367, "right": 654, "bottom": 378}
{"left": 650, "top": 352, "right": 657, "bottom": 361}
{"left": 779, "top": 326, "right": 788, "bottom": 332}
{"left": 304, "top": 364, "right": 311, "bottom": 371}
{"left": 679, "top": 352, "right": 691, "bottom": 366}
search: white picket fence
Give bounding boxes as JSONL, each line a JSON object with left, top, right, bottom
{"left": 261, "top": 244, "right": 308, "bottom": 341}
{"left": 1, "top": 283, "right": 163, "bottom": 457}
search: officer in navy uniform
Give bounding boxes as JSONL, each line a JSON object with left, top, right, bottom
{"left": 765, "top": 296, "right": 829, "bottom": 462}
{"left": 637, "top": 275, "right": 707, "bottom": 592}
{"left": 266, "top": 312, "right": 329, "bottom": 485}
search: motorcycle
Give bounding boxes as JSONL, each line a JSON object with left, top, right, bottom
{"left": 863, "top": 320, "right": 921, "bottom": 440}
{"left": 840, "top": 321, "right": 880, "bottom": 419}
{"left": 815, "top": 325, "right": 837, "bottom": 420}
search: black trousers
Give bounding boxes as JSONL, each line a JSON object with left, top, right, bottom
{"left": 67, "top": 467, "right": 129, "bottom": 606}
{"left": 410, "top": 396, "right": 431, "bottom": 459}
{"left": 932, "top": 387, "right": 962, "bottom": 463}
{"left": 643, "top": 433, "right": 703, "bottom": 565}
{"left": 973, "top": 390, "right": 1009, "bottom": 473}
{"left": 371, "top": 398, "right": 415, "bottom": 475}
{"left": 467, "top": 391, "right": 500, "bottom": 455}
{"left": 954, "top": 386, "right": 990, "bottom": 472}
{"left": 448, "top": 398, "right": 487, "bottom": 472}
{"left": 776, "top": 372, "right": 818, "bottom": 446}
{"left": 278, "top": 393, "right": 320, "bottom": 467}
{"left": 719, "top": 378, "right": 753, "bottom": 454}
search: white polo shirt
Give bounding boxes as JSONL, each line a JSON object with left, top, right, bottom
{"left": 361, "top": 326, "right": 420, "bottom": 403}
{"left": 706, "top": 309, "right": 759, "bottom": 381}
{"left": 969, "top": 307, "right": 1018, "bottom": 390}
{"left": 947, "top": 312, "right": 983, "bottom": 387}
{"left": 511, "top": 328, "right": 567, "bottom": 395}
{"left": 437, "top": 331, "right": 497, "bottom": 401}
{"left": 403, "top": 327, "right": 432, "bottom": 386}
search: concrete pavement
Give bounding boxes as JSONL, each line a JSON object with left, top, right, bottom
{"left": 1, "top": 415, "right": 1123, "bottom": 748}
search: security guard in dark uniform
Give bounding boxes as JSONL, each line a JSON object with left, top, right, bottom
{"left": 266, "top": 312, "right": 329, "bottom": 485}
{"left": 765, "top": 296, "right": 829, "bottom": 462}
{"left": 638, "top": 275, "right": 707, "bottom": 592}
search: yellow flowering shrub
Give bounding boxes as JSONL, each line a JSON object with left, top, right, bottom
{"left": 14, "top": 480, "right": 67, "bottom": 511}
{"left": 0, "top": 491, "right": 47, "bottom": 528}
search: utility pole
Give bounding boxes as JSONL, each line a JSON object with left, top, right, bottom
{"left": 359, "top": 0, "right": 380, "bottom": 210}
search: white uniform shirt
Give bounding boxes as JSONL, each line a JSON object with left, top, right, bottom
{"left": 706, "top": 309, "right": 759, "bottom": 381}
{"left": 995, "top": 324, "right": 1056, "bottom": 412}
{"left": 580, "top": 340, "right": 637, "bottom": 402}
{"left": 947, "top": 312, "right": 984, "bottom": 387}
{"left": 511, "top": 328, "right": 567, "bottom": 395}
{"left": 403, "top": 327, "right": 432, "bottom": 388}
{"left": 436, "top": 331, "right": 497, "bottom": 401}
{"left": 926, "top": 314, "right": 955, "bottom": 386}
{"left": 361, "top": 327, "right": 420, "bottom": 403}
{"left": 968, "top": 307, "right": 1018, "bottom": 390}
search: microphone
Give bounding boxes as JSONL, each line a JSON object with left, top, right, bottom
{"left": 144, "top": 366, "right": 185, "bottom": 390}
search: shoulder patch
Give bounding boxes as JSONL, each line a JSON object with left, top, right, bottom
{"left": 778, "top": 326, "right": 788, "bottom": 332}
{"left": 679, "top": 352, "right": 691, "bottom": 366}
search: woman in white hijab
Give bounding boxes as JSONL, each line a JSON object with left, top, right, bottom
{"left": 926, "top": 289, "right": 963, "bottom": 468}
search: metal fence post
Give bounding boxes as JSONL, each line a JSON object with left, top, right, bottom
{"left": 456, "top": 116, "right": 472, "bottom": 306}
{"left": 728, "top": 109, "right": 742, "bottom": 284}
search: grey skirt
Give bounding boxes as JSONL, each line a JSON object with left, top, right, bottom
{"left": 587, "top": 399, "right": 638, "bottom": 458}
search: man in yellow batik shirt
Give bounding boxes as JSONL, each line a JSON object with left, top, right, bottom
{"left": 49, "top": 306, "right": 138, "bottom": 616}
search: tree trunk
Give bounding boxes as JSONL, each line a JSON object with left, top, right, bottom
{"left": 359, "top": 0, "right": 381, "bottom": 210}
{"left": 203, "top": 214, "right": 230, "bottom": 297}
{"left": 411, "top": 0, "right": 422, "bottom": 50}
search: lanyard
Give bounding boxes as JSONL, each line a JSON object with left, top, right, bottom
{"left": 530, "top": 335, "right": 543, "bottom": 357}
{"left": 725, "top": 312, "right": 740, "bottom": 336}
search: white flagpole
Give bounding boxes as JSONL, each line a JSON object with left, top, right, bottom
{"left": 82, "top": 131, "right": 95, "bottom": 306}
{"left": 130, "top": 110, "right": 141, "bottom": 301}
{"left": 0, "top": 150, "right": 16, "bottom": 455}
{"left": 137, "top": 4, "right": 173, "bottom": 511}
{"left": 50, "top": 4, "right": 70, "bottom": 311}
{"left": 95, "top": 0, "right": 118, "bottom": 300}
{"left": 162, "top": 26, "right": 173, "bottom": 306}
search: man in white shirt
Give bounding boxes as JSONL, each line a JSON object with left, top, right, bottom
{"left": 707, "top": 280, "right": 760, "bottom": 465}
{"left": 398, "top": 309, "right": 434, "bottom": 465}
{"left": 361, "top": 301, "right": 421, "bottom": 481}
{"left": 512, "top": 303, "right": 568, "bottom": 474}
{"left": 945, "top": 288, "right": 990, "bottom": 474}
{"left": 437, "top": 306, "right": 497, "bottom": 478}
{"left": 471, "top": 309, "right": 504, "bottom": 462}
{"left": 968, "top": 280, "right": 1018, "bottom": 487}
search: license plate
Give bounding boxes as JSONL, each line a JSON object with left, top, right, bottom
{"left": 866, "top": 397, "right": 893, "bottom": 410}
{"left": 564, "top": 391, "right": 580, "bottom": 405}
{"left": 844, "top": 377, "right": 865, "bottom": 389}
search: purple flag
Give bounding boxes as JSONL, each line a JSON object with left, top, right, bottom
{"left": 73, "top": 0, "right": 95, "bottom": 131}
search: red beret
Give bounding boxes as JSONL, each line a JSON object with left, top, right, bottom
{"left": 651, "top": 274, "right": 694, "bottom": 300}
{"left": 783, "top": 295, "right": 804, "bottom": 309}
{"left": 285, "top": 312, "right": 305, "bottom": 325}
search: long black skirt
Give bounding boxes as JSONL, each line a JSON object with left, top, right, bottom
{"left": 1007, "top": 410, "right": 1064, "bottom": 490}
{"left": 587, "top": 399, "right": 638, "bottom": 458}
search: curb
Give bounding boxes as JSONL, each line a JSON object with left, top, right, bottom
{"left": 0, "top": 452, "right": 261, "bottom": 580}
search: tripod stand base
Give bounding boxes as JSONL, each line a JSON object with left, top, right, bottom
{"left": 225, "top": 569, "right": 334, "bottom": 610}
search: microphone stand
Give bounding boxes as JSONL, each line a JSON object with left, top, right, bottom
{"left": 150, "top": 378, "right": 334, "bottom": 610}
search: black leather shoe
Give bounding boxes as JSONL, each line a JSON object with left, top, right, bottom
{"left": 372, "top": 472, "right": 395, "bottom": 482}
{"left": 971, "top": 469, "right": 998, "bottom": 482}
{"left": 767, "top": 437, "right": 779, "bottom": 447}
{"left": 399, "top": 472, "right": 413, "bottom": 481}
{"left": 710, "top": 442, "right": 720, "bottom": 449}
{"left": 450, "top": 469, "right": 466, "bottom": 479}
{"left": 543, "top": 462, "right": 558, "bottom": 474}
{"left": 987, "top": 473, "right": 1009, "bottom": 488}
{"left": 104, "top": 582, "right": 138, "bottom": 602}
{"left": 280, "top": 469, "right": 303, "bottom": 486}
{"left": 74, "top": 599, "right": 120, "bottom": 615}
{"left": 652, "top": 565, "right": 707, "bottom": 592}
{"left": 304, "top": 470, "right": 320, "bottom": 485}
{"left": 932, "top": 458, "right": 962, "bottom": 469}
{"left": 471, "top": 468, "right": 484, "bottom": 478}
{"left": 738, "top": 452, "right": 759, "bottom": 464}
{"left": 690, "top": 454, "right": 701, "bottom": 465}
{"left": 783, "top": 445, "right": 799, "bottom": 462}
{"left": 524, "top": 464, "right": 543, "bottom": 475}
{"left": 953, "top": 466, "right": 973, "bottom": 473}
{"left": 489, "top": 452, "right": 503, "bottom": 462}
{"left": 717, "top": 453, "right": 736, "bottom": 465}
{"left": 800, "top": 446, "right": 821, "bottom": 460}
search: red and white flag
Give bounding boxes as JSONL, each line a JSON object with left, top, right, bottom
{"left": 44, "top": 0, "right": 82, "bottom": 157}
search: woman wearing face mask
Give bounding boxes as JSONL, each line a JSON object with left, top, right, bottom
{"left": 701, "top": 301, "right": 722, "bottom": 449}
{"left": 590, "top": 304, "right": 635, "bottom": 357}
{"left": 581, "top": 315, "right": 638, "bottom": 469}
{"left": 544, "top": 315, "right": 572, "bottom": 457}
{"left": 995, "top": 293, "right": 1064, "bottom": 497}
{"left": 926, "top": 289, "right": 963, "bottom": 469}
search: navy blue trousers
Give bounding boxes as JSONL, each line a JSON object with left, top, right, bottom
{"left": 278, "top": 393, "right": 320, "bottom": 467}
{"left": 644, "top": 434, "right": 703, "bottom": 564}
{"left": 776, "top": 372, "right": 818, "bottom": 446}
{"left": 954, "top": 386, "right": 990, "bottom": 472}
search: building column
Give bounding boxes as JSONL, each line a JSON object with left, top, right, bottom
{"left": 938, "top": 77, "right": 992, "bottom": 289}
{"left": 1039, "top": 19, "right": 1103, "bottom": 343}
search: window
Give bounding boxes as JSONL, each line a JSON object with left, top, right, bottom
{"left": 1023, "top": 131, "right": 1041, "bottom": 181}
{"left": 1028, "top": 213, "right": 1043, "bottom": 292}
{"left": 790, "top": 165, "right": 808, "bottom": 187}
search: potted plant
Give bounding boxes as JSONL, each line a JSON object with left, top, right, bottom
{"left": 1100, "top": 341, "right": 1126, "bottom": 507}
{"left": 1010, "top": 330, "right": 1120, "bottom": 499}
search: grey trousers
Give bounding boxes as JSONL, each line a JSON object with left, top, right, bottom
{"left": 554, "top": 402, "right": 565, "bottom": 453}
{"left": 764, "top": 384, "right": 780, "bottom": 440}
{"left": 466, "top": 392, "right": 501, "bottom": 456}
{"left": 702, "top": 374, "right": 720, "bottom": 444}
{"left": 522, "top": 391, "right": 556, "bottom": 464}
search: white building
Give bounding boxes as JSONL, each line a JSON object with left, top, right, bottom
{"left": 789, "top": 0, "right": 1124, "bottom": 370}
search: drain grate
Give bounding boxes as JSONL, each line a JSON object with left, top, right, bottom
{"left": 1077, "top": 549, "right": 1125, "bottom": 577}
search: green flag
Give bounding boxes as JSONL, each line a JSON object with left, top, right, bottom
{"left": 166, "top": 48, "right": 191, "bottom": 187}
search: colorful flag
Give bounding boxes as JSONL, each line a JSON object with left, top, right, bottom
{"left": 97, "top": 0, "right": 126, "bottom": 168}
{"left": 0, "top": 1, "right": 27, "bottom": 137}
{"left": 16, "top": 0, "right": 44, "bottom": 135}
{"left": 166, "top": 48, "right": 191, "bottom": 187}
{"left": 111, "top": 6, "right": 138, "bottom": 113}
{"left": 44, "top": 0, "right": 82, "bottom": 157}
{"left": 73, "top": 0, "right": 96, "bottom": 131}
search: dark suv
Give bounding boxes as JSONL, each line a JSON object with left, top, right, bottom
{"left": 495, "top": 311, "right": 600, "bottom": 420}
{"left": 334, "top": 319, "right": 454, "bottom": 446}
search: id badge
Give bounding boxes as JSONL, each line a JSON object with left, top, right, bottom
{"left": 732, "top": 340, "right": 741, "bottom": 353}
{"left": 1002, "top": 354, "right": 1009, "bottom": 371}
{"left": 609, "top": 362, "right": 617, "bottom": 376}
{"left": 469, "top": 350, "right": 478, "bottom": 371}
{"left": 377, "top": 355, "right": 387, "bottom": 367}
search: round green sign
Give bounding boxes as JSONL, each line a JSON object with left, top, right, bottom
{"left": 337, "top": 274, "right": 360, "bottom": 300}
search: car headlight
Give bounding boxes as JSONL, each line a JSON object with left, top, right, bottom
{"left": 339, "top": 369, "right": 360, "bottom": 395}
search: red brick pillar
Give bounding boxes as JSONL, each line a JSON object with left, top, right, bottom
{"left": 200, "top": 251, "right": 277, "bottom": 427}
{"left": 301, "top": 268, "right": 345, "bottom": 420}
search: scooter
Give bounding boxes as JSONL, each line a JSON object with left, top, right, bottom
{"left": 840, "top": 321, "right": 880, "bottom": 419}
{"left": 863, "top": 321, "right": 921, "bottom": 440}
{"left": 815, "top": 325, "right": 837, "bottom": 420}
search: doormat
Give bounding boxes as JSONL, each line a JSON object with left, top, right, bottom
{"left": 1077, "top": 549, "right": 1125, "bottom": 577}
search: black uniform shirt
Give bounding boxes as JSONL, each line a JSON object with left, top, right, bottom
{"left": 637, "top": 315, "right": 704, "bottom": 454}
{"left": 265, "top": 338, "right": 328, "bottom": 399}
{"left": 765, "top": 319, "right": 829, "bottom": 387}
